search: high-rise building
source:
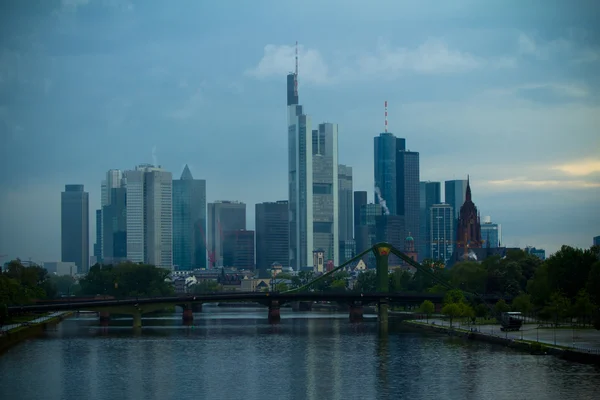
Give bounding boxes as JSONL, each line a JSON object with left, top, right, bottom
{"left": 255, "top": 201, "right": 289, "bottom": 274}
{"left": 207, "top": 201, "right": 246, "bottom": 268}
{"left": 102, "top": 187, "right": 127, "bottom": 264}
{"left": 419, "top": 181, "right": 441, "bottom": 260}
{"left": 61, "top": 184, "right": 89, "bottom": 274}
{"left": 124, "top": 164, "right": 173, "bottom": 269}
{"left": 375, "top": 214, "right": 405, "bottom": 265}
{"left": 593, "top": 236, "right": 599, "bottom": 246}
{"left": 93, "top": 209, "right": 102, "bottom": 264}
{"left": 288, "top": 72, "right": 313, "bottom": 270}
{"left": 100, "top": 169, "right": 124, "bottom": 260}
{"left": 445, "top": 179, "right": 468, "bottom": 249}
{"left": 338, "top": 164, "right": 353, "bottom": 242}
{"left": 396, "top": 148, "right": 420, "bottom": 258}
{"left": 312, "top": 122, "right": 339, "bottom": 264}
{"left": 172, "top": 165, "right": 207, "bottom": 271}
{"left": 430, "top": 203, "right": 454, "bottom": 264}
{"left": 481, "top": 216, "right": 501, "bottom": 248}
{"left": 374, "top": 133, "right": 398, "bottom": 215}
{"left": 223, "top": 230, "right": 255, "bottom": 269}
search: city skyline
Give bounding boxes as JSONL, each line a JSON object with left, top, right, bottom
{"left": 1, "top": 1, "right": 599, "bottom": 262}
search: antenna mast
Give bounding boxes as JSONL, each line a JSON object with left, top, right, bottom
{"left": 294, "top": 41, "right": 298, "bottom": 97}
{"left": 384, "top": 101, "right": 388, "bottom": 133}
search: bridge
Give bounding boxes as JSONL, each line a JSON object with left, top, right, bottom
{"left": 7, "top": 243, "right": 508, "bottom": 328}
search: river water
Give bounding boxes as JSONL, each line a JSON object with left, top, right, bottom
{"left": 1, "top": 306, "right": 599, "bottom": 400}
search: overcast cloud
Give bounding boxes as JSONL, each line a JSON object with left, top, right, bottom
{"left": 0, "top": 0, "right": 598, "bottom": 262}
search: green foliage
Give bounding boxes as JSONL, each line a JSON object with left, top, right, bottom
{"left": 78, "top": 262, "right": 174, "bottom": 297}
{"left": 0, "top": 259, "right": 56, "bottom": 305}
{"left": 353, "top": 270, "right": 377, "bottom": 292}
{"left": 511, "top": 293, "right": 533, "bottom": 314}
{"left": 276, "top": 282, "right": 289, "bottom": 292}
{"left": 419, "top": 300, "right": 435, "bottom": 321}
{"left": 493, "top": 299, "right": 510, "bottom": 315}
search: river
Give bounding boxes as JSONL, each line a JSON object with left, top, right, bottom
{"left": 1, "top": 306, "right": 599, "bottom": 400}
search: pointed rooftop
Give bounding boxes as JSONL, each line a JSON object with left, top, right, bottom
{"left": 465, "top": 174, "right": 472, "bottom": 202}
{"left": 180, "top": 164, "right": 193, "bottom": 180}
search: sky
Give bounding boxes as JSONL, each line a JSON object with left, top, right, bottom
{"left": 0, "top": 0, "right": 599, "bottom": 263}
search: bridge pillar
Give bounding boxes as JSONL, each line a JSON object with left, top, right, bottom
{"left": 183, "top": 308, "right": 194, "bottom": 323}
{"left": 268, "top": 300, "right": 281, "bottom": 323}
{"left": 132, "top": 311, "right": 142, "bottom": 328}
{"left": 349, "top": 301, "right": 364, "bottom": 323}
{"left": 99, "top": 311, "right": 110, "bottom": 322}
{"left": 373, "top": 243, "right": 391, "bottom": 330}
{"left": 192, "top": 303, "right": 203, "bottom": 313}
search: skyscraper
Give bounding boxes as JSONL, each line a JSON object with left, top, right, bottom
{"left": 396, "top": 149, "right": 420, "bottom": 257}
{"left": 223, "top": 229, "right": 255, "bottom": 269}
{"left": 207, "top": 201, "right": 246, "bottom": 268}
{"left": 445, "top": 179, "right": 468, "bottom": 220}
{"left": 288, "top": 72, "right": 313, "bottom": 270}
{"left": 312, "top": 122, "right": 339, "bottom": 264}
{"left": 430, "top": 203, "right": 454, "bottom": 264}
{"left": 481, "top": 216, "right": 501, "bottom": 248}
{"left": 100, "top": 169, "right": 123, "bottom": 260}
{"left": 445, "top": 179, "right": 468, "bottom": 249}
{"left": 102, "top": 187, "right": 127, "bottom": 264}
{"left": 124, "top": 164, "right": 173, "bottom": 269}
{"left": 255, "top": 201, "right": 289, "bottom": 274}
{"left": 338, "top": 165, "right": 353, "bottom": 242}
{"left": 93, "top": 209, "right": 102, "bottom": 264}
{"left": 338, "top": 166, "right": 354, "bottom": 263}
{"left": 419, "top": 181, "right": 441, "bottom": 260}
{"left": 373, "top": 132, "right": 398, "bottom": 215}
{"left": 61, "top": 184, "right": 89, "bottom": 274}
{"left": 172, "top": 165, "right": 207, "bottom": 270}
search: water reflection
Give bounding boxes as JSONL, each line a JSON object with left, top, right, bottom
{"left": 0, "top": 308, "right": 599, "bottom": 400}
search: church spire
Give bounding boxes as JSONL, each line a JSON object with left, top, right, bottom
{"left": 465, "top": 174, "right": 472, "bottom": 202}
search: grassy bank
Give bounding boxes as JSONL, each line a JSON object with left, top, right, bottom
{"left": 0, "top": 312, "right": 73, "bottom": 354}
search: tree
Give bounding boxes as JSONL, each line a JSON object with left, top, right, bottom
{"left": 572, "top": 289, "right": 594, "bottom": 326}
{"left": 449, "top": 261, "right": 487, "bottom": 294}
{"left": 512, "top": 293, "right": 533, "bottom": 314}
{"left": 442, "top": 303, "right": 462, "bottom": 327}
{"left": 353, "top": 270, "right": 376, "bottom": 292}
{"left": 276, "top": 282, "right": 289, "bottom": 292}
{"left": 493, "top": 299, "right": 510, "bottom": 315}
{"left": 419, "top": 300, "right": 435, "bottom": 323}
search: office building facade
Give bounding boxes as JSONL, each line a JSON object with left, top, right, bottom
{"left": 172, "top": 165, "right": 207, "bottom": 270}
{"left": 61, "top": 184, "right": 89, "bottom": 274}
{"left": 288, "top": 73, "right": 313, "bottom": 270}
{"left": 419, "top": 181, "right": 441, "bottom": 260}
{"left": 207, "top": 201, "right": 246, "bottom": 268}
{"left": 256, "top": 201, "right": 289, "bottom": 274}
{"left": 430, "top": 203, "right": 454, "bottom": 264}
{"left": 312, "top": 122, "right": 339, "bottom": 264}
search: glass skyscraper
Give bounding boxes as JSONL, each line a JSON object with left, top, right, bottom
{"left": 173, "top": 165, "right": 207, "bottom": 270}
{"left": 420, "top": 181, "right": 441, "bottom": 260}
{"left": 61, "top": 184, "right": 89, "bottom": 274}
{"left": 430, "top": 203, "right": 454, "bottom": 264}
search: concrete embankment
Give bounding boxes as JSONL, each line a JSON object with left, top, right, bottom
{"left": 0, "top": 312, "right": 73, "bottom": 354}
{"left": 404, "top": 321, "right": 600, "bottom": 366}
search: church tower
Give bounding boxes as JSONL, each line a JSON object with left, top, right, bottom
{"left": 456, "top": 176, "right": 482, "bottom": 255}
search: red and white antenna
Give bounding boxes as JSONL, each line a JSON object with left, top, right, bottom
{"left": 384, "top": 100, "right": 388, "bottom": 133}
{"left": 294, "top": 40, "right": 298, "bottom": 97}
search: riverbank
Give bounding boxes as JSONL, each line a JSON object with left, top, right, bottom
{"left": 404, "top": 320, "right": 600, "bottom": 365}
{"left": 0, "top": 312, "right": 73, "bottom": 354}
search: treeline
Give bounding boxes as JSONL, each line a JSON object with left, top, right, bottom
{"left": 79, "top": 262, "right": 174, "bottom": 297}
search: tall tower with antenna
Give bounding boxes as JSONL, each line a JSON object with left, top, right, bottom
{"left": 287, "top": 40, "right": 313, "bottom": 270}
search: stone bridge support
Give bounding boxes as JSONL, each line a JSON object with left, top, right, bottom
{"left": 268, "top": 300, "right": 281, "bottom": 323}
{"left": 374, "top": 243, "right": 391, "bottom": 332}
{"left": 349, "top": 301, "right": 364, "bottom": 323}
